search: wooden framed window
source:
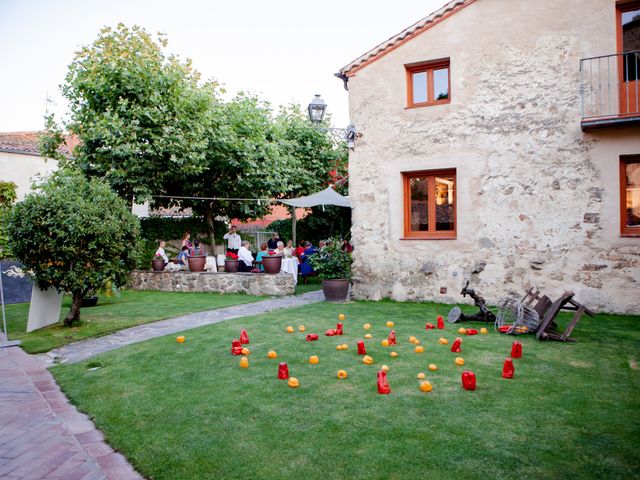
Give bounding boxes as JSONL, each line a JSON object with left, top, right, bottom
{"left": 406, "top": 58, "right": 451, "bottom": 108}
{"left": 403, "top": 169, "right": 456, "bottom": 239}
{"left": 620, "top": 155, "right": 640, "bottom": 236}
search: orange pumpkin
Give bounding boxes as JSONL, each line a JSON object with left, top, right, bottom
{"left": 415, "top": 346, "right": 425, "bottom": 353}
{"left": 363, "top": 355, "right": 374, "bottom": 365}
{"left": 480, "top": 327, "right": 488, "bottom": 335}
{"left": 364, "top": 333, "right": 373, "bottom": 339}
{"left": 428, "top": 363, "right": 438, "bottom": 371}
{"left": 455, "top": 357, "right": 465, "bottom": 366}
{"left": 363, "top": 323, "right": 371, "bottom": 330}
{"left": 288, "top": 377, "right": 299, "bottom": 388}
{"left": 239, "top": 356, "right": 249, "bottom": 368}
{"left": 176, "top": 336, "right": 185, "bottom": 343}
{"left": 309, "top": 355, "right": 319, "bottom": 365}
{"left": 337, "top": 369, "right": 348, "bottom": 379}
{"left": 439, "top": 338, "right": 449, "bottom": 345}
{"left": 390, "top": 351, "right": 398, "bottom": 358}
{"left": 381, "top": 339, "right": 389, "bottom": 347}
{"left": 241, "top": 347, "right": 250, "bottom": 355}
{"left": 386, "top": 321, "right": 395, "bottom": 328}
{"left": 414, "top": 339, "right": 421, "bottom": 345}
{"left": 409, "top": 335, "right": 417, "bottom": 343}
{"left": 341, "top": 344, "right": 348, "bottom": 350}
{"left": 419, "top": 381, "right": 433, "bottom": 392}
{"left": 336, "top": 344, "right": 343, "bottom": 351}
{"left": 417, "top": 372, "right": 426, "bottom": 380}
{"left": 381, "top": 364, "right": 390, "bottom": 372}
{"left": 286, "top": 326, "right": 294, "bottom": 333}
{"left": 267, "top": 350, "right": 277, "bottom": 359}
{"left": 338, "top": 314, "right": 346, "bottom": 321}
{"left": 458, "top": 327, "right": 467, "bottom": 334}
{"left": 298, "top": 325, "right": 306, "bottom": 332}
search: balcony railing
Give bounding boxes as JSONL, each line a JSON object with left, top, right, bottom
{"left": 580, "top": 51, "right": 640, "bottom": 129}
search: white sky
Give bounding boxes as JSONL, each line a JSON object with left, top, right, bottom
{"left": 0, "top": 0, "right": 449, "bottom": 132}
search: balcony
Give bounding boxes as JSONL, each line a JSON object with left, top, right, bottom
{"left": 580, "top": 51, "right": 640, "bottom": 130}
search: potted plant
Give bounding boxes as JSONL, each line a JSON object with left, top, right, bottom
{"left": 262, "top": 250, "right": 283, "bottom": 274}
{"left": 188, "top": 253, "right": 207, "bottom": 273}
{"left": 308, "top": 238, "right": 353, "bottom": 302}
{"left": 151, "top": 254, "right": 166, "bottom": 272}
{"left": 224, "top": 252, "right": 240, "bottom": 273}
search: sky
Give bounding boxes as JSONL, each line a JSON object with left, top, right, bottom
{"left": 0, "top": 0, "right": 449, "bottom": 132}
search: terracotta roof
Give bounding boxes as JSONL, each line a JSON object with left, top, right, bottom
{"left": 338, "top": 0, "right": 477, "bottom": 77}
{"left": 0, "top": 131, "right": 78, "bottom": 157}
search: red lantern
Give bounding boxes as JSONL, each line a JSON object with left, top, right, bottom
{"left": 325, "top": 329, "right": 336, "bottom": 336}
{"left": 231, "top": 339, "right": 242, "bottom": 355}
{"left": 437, "top": 316, "right": 445, "bottom": 329}
{"left": 502, "top": 358, "right": 515, "bottom": 379}
{"left": 306, "top": 333, "right": 319, "bottom": 341}
{"left": 451, "top": 338, "right": 462, "bottom": 353}
{"left": 461, "top": 371, "right": 476, "bottom": 391}
{"left": 511, "top": 341, "right": 522, "bottom": 359}
{"left": 278, "top": 362, "right": 289, "bottom": 380}
{"left": 336, "top": 322, "right": 343, "bottom": 336}
{"left": 357, "top": 341, "right": 367, "bottom": 355}
{"left": 240, "top": 329, "right": 249, "bottom": 344}
{"left": 425, "top": 323, "right": 435, "bottom": 330}
{"left": 465, "top": 329, "right": 478, "bottom": 335}
{"left": 377, "top": 370, "right": 391, "bottom": 394}
{"left": 388, "top": 330, "right": 397, "bottom": 345}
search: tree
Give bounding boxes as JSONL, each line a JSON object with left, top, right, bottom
{"left": 0, "top": 181, "right": 17, "bottom": 258}
{"left": 7, "top": 173, "right": 140, "bottom": 326}
{"left": 42, "top": 24, "right": 211, "bottom": 201}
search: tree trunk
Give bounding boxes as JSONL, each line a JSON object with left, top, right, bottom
{"left": 64, "top": 291, "right": 83, "bottom": 326}
{"left": 205, "top": 210, "right": 217, "bottom": 255}
{"left": 289, "top": 205, "right": 297, "bottom": 246}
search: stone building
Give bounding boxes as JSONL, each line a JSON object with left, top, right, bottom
{"left": 337, "top": 0, "right": 640, "bottom": 313}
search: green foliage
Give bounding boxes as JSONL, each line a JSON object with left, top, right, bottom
{"left": 139, "top": 217, "right": 226, "bottom": 244}
{"left": 42, "top": 24, "right": 212, "bottom": 201}
{"left": 133, "top": 238, "right": 160, "bottom": 270}
{"left": 268, "top": 205, "right": 351, "bottom": 244}
{"left": 6, "top": 172, "right": 140, "bottom": 325}
{"left": 308, "top": 237, "right": 352, "bottom": 279}
{"left": 0, "top": 181, "right": 17, "bottom": 258}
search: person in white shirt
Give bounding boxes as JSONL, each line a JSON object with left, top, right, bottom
{"left": 237, "top": 240, "right": 254, "bottom": 272}
{"left": 155, "top": 240, "right": 169, "bottom": 264}
{"left": 223, "top": 225, "right": 241, "bottom": 254}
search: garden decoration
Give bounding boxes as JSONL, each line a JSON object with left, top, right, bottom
{"left": 502, "top": 358, "right": 514, "bottom": 379}
{"left": 425, "top": 322, "right": 435, "bottom": 329}
{"left": 224, "top": 252, "right": 240, "bottom": 273}
{"left": 363, "top": 355, "right": 374, "bottom": 365}
{"left": 176, "top": 336, "right": 185, "bottom": 343}
{"left": 428, "top": 364, "right": 438, "bottom": 371}
{"left": 377, "top": 370, "right": 391, "bottom": 394}
{"left": 409, "top": 335, "right": 416, "bottom": 343}
{"left": 364, "top": 333, "right": 373, "bottom": 339}
{"left": 278, "top": 362, "right": 289, "bottom": 379}
{"left": 152, "top": 255, "right": 166, "bottom": 272}
{"left": 336, "top": 322, "right": 343, "bottom": 335}
{"left": 267, "top": 351, "right": 278, "bottom": 359}
{"left": 288, "top": 377, "right": 299, "bottom": 388}
{"left": 325, "top": 322, "right": 343, "bottom": 336}
{"left": 231, "top": 339, "right": 243, "bottom": 355}
{"left": 309, "top": 355, "right": 319, "bottom": 364}
{"left": 381, "top": 340, "right": 389, "bottom": 347}
{"left": 458, "top": 327, "right": 466, "bottom": 334}
{"left": 388, "top": 330, "right": 397, "bottom": 345}
{"left": 386, "top": 321, "right": 394, "bottom": 327}
{"left": 381, "top": 365, "right": 390, "bottom": 372}
{"left": 455, "top": 357, "right": 465, "bottom": 366}
{"left": 338, "top": 313, "right": 345, "bottom": 321}
{"left": 480, "top": 327, "right": 488, "bottom": 334}
{"left": 511, "top": 341, "right": 523, "bottom": 358}
{"left": 417, "top": 372, "right": 426, "bottom": 379}
{"left": 461, "top": 371, "right": 476, "bottom": 391}
{"left": 419, "top": 381, "right": 433, "bottom": 393}
{"left": 239, "top": 356, "right": 249, "bottom": 368}
{"left": 298, "top": 325, "right": 306, "bottom": 332}
{"left": 390, "top": 351, "right": 398, "bottom": 358}
{"left": 337, "top": 370, "right": 348, "bottom": 379}
{"left": 240, "top": 329, "right": 250, "bottom": 344}
{"left": 262, "top": 253, "right": 283, "bottom": 274}
{"left": 414, "top": 339, "right": 421, "bottom": 345}
{"left": 306, "top": 333, "right": 319, "bottom": 341}
{"left": 451, "top": 338, "right": 463, "bottom": 353}
{"left": 448, "top": 281, "right": 496, "bottom": 324}
{"left": 286, "top": 326, "right": 294, "bottom": 333}
{"left": 415, "top": 345, "right": 424, "bottom": 353}
{"left": 466, "top": 329, "right": 479, "bottom": 335}
{"left": 357, "top": 341, "right": 366, "bottom": 355}
{"left": 241, "top": 347, "right": 250, "bottom": 355}
{"left": 438, "top": 338, "right": 449, "bottom": 345}
{"left": 363, "top": 323, "right": 371, "bottom": 330}
{"left": 437, "top": 316, "right": 445, "bottom": 329}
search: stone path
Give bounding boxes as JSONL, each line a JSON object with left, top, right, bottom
{"left": 0, "top": 344, "right": 142, "bottom": 480}
{"left": 43, "top": 289, "right": 325, "bottom": 365}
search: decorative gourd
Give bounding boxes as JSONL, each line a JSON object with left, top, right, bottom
{"left": 377, "top": 370, "right": 391, "bottom": 394}
{"left": 298, "top": 325, "right": 306, "bottom": 332}
{"left": 362, "top": 355, "right": 374, "bottom": 365}
{"left": 240, "top": 329, "right": 249, "bottom": 344}
{"left": 381, "top": 364, "right": 390, "bottom": 372}
{"left": 451, "top": 338, "right": 463, "bottom": 353}
{"left": 428, "top": 363, "right": 438, "bottom": 371}
{"left": 415, "top": 345, "right": 424, "bottom": 353}
{"left": 502, "top": 358, "right": 515, "bottom": 379}
{"left": 414, "top": 339, "right": 421, "bottom": 345}
{"left": 338, "top": 313, "right": 346, "bottom": 321}
{"left": 455, "top": 357, "right": 465, "bottom": 366}
{"left": 437, "top": 316, "right": 445, "bottom": 329}
{"left": 381, "top": 339, "right": 389, "bottom": 347}
{"left": 176, "top": 336, "right": 185, "bottom": 343}
{"left": 267, "top": 350, "right": 277, "bottom": 359}
{"left": 480, "top": 327, "right": 488, "bottom": 335}
{"left": 439, "top": 338, "right": 449, "bottom": 345}
{"left": 309, "top": 355, "right": 319, "bottom": 365}
{"left": 341, "top": 343, "right": 348, "bottom": 350}
{"left": 386, "top": 321, "right": 394, "bottom": 328}
{"left": 239, "top": 356, "right": 249, "bottom": 368}
{"left": 417, "top": 372, "right": 426, "bottom": 380}
{"left": 337, "top": 369, "right": 348, "bottom": 379}
{"left": 241, "top": 347, "right": 250, "bottom": 355}
{"left": 286, "top": 326, "right": 294, "bottom": 333}
{"left": 419, "top": 381, "right": 433, "bottom": 392}
{"left": 364, "top": 333, "right": 373, "bottom": 339}
{"left": 390, "top": 351, "right": 398, "bottom": 358}
{"left": 409, "top": 335, "right": 417, "bottom": 343}
{"left": 336, "top": 344, "right": 343, "bottom": 351}
{"left": 288, "top": 377, "right": 299, "bottom": 388}
{"left": 458, "top": 327, "right": 467, "bottom": 335}
{"left": 363, "top": 323, "right": 371, "bottom": 330}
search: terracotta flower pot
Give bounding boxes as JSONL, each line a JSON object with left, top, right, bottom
{"left": 322, "top": 279, "right": 350, "bottom": 302}
{"left": 188, "top": 255, "right": 206, "bottom": 272}
{"left": 262, "top": 254, "right": 283, "bottom": 274}
{"left": 224, "top": 259, "right": 240, "bottom": 273}
{"left": 151, "top": 259, "right": 165, "bottom": 272}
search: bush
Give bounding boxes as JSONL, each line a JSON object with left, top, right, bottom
{"left": 140, "top": 216, "right": 226, "bottom": 245}
{"left": 308, "top": 238, "right": 352, "bottom": 279}
{"left": 268, "top": 205, "right": 351, "bottom": 245}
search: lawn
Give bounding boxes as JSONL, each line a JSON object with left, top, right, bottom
{"left": 52, "top": 301, "right": 640, "bottom": 480}
{"left": 3, "top": 290, "right": 264, "bottom": 354}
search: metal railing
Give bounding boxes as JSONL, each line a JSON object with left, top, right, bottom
{"left": 580, "top": 50, "right": 640, "bottom": 119}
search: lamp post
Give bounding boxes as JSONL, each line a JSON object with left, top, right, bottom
{"left": 307, "top": 94, "right": 357, "bottom": 148}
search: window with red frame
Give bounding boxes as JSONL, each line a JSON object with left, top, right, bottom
{"left": 403, "top": 169, "right": 456, "bottom": 239}
{"left": 406, "top": 59, "right": 450, "bottom": 108}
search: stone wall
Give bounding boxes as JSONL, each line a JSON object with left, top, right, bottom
{"left": 345, "top": 0, "right": 640, "bottom": 314}
{"left": 129, "top": 271, "right": 295, "bottom": 296}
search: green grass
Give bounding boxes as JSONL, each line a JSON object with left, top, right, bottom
{"left": 294, "top": 275, "right": 322, "bottom": 294}
{"left": 4, "top": 290, "right": 263, "bottom": 354}
{"left": 52, "top": 301, "right": 640, "bottom": 479}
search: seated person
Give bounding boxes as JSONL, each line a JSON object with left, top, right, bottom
{"left": 190, "top": 239, "right": 206, "bottom": 256}
{"left": 299, "top": 241, "right": 318, "bottom": 278}
{"left": 237, "top": 240, "right": 254, "bottom": 272}
{"left": 177, "top": 246, "right": 189, "bottom": 269}
{"left": 284, "top": 240, "right": 295, "bottom": 257}
{"left": 255, "top": 243, "right": 268, "bottom": 271}
{"left": 155, "top": 240, "right": 169, "bottom": 264}
{"left": 275, "top": 241, "right": 286, "bottom": 256}
{"left": 295, "top": 240, "right": 306, "bottom": 258}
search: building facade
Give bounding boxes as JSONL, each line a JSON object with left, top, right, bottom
{"left": 339, "top": 0, "right": 640, "bottom": 313}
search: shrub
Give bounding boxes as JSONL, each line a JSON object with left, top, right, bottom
{"left": 308, "top": 238, "right": 352, "bottom": 279}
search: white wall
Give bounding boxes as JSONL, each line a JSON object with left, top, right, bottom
{"left": 0, "top": 151, "right": 58, "bottom": 200}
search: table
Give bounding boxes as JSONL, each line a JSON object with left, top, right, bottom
{"left": 280, "top": 256, "right": 299, "bottom": 284}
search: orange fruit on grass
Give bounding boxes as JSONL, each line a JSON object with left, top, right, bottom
{"left": 419, "top": 381, "right": 433, "bottom": 392}
{"left": 480, "top": 327, "right": 488, "bottom": 334}
{"left": 286, "top": 326, "right": 294, "bottom": 333}
{"left": 298, "top": 325, "right": 306, "bottom": 332}
{"left": 381, "top": 365, "right": 390, "bottom": 372}
{"left": 409, "top": 335, "right": 417, "bottom": 343}
{"left": 390, "top": 351, "right": 398, "bottom": 358}
{"left": 417, "top": 372, "right": 426, "bottom": 380}
{"left": 176, "top": 336, "right": 185, "bottom": 343}
{"left": 415, "top": 346, "right": 424, "bottom": 353}
{"left": 337, "top": 370, "right": 348, "bottom": 379}
{"left": 241, "top": 347, "right": 250, "bottom": 355}
{"left": 363, "top": 323, "right": 371, "bottom": 330}
{"left": 455, "top": 357, "right": 465, "bottom": 366}
{"left": 362, "top": 355, "right": 374, "bottom": 365}
{"left": 338, "top": 314, "right": 346, "bottom": 321}
{"left": 364, "top": 333, "right": 373, "bottom": 339}
{"left": 267, "top": 351, "right": 277, "bottom": 359}
{"left": 288, "top": 377, "right": 299, "bottom": 388}
{"left": 381, "top": 339, "right": 389, "bottom": 347}
{"left": 458, "top": 327, "right": 467, "bottom": 334}
{"left": 428, "top": 363, "right": 438, "bottom": 371}
{"left": 439, "top": 338, "right": 449, "bottom": 345}
{"left": 309, "top": 355, "right": 319, "bottom": 365}
{"left": 386, "top": 321, "right": 394, "bottom": 328}
{"left": 239, "top": 357, "right": 249, "bottom": 368}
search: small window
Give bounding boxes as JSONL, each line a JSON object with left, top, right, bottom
{"left": 621, "top": 155, "right": 640, "bottom": 236}
{"left": 403, "top": 169, "right": 456, "bottom": 239}
{"left": 406, "top": 59, "right": 450, "bottom": 108}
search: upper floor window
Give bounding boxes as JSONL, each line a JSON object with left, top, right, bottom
{"left": 621, "top": 155, "right": 640, "bottom": 236}
{"left": 403, "top": 169, "right": 456, "bottom": 239}
{"left": 405, "top": 58, "right": 450, "bottom": 108}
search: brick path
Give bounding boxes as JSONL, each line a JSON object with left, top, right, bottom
{"left": 0, "top": 345, "right": 142, "bottom": 479}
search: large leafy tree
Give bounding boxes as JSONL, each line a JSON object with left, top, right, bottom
{"left": 42, "top": 24, "right": 211, "bottom": 201}
{"left": 7, "top": 173, "right": 140, "bottom": 326}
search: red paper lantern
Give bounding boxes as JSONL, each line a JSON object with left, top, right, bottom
{"left": 278, "top": 362, "right": 289, "bottom": 380}
{"left": 336, "top": 322, "right": 343, "bottom": 335}
{"left": 437, "top": 316, "right": 445, "bottom": 329}
{"left": 357, "top": 341, "right": 367, "bottom": 355}
{"left": 465, "top": 329, "right": 479, "bottom": 335}
{"left": 451, "top": 338, "right": 462, "bottom": 353}
{"left": 461, "top": 371, "right": 476, "bottom": 391}
{"left": 388, "top": 330, "right": 397, "bottom": 345}
{"left": 377, "top": 370, "right": 391, "bottom": 394}
{"left": 511, "top": 341, "right": 523, "bottom": 359}
{"left": 240, "top": 329, "right": 249, "bottom": 344}
{"left": 306, "top": 333, "right": 319, "bottom": 341}
{"left": 425, "top": 323, "right": 435, "bottom": 330}
{"left": 502, "top": 358, "right": 515, "bottom": 379}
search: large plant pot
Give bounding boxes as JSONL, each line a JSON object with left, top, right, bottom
{"left": 224, "top": 259, "right": 240, "bottom": 273}
{"left": 188, "top": 255, "right": 207, "bottom": 272}
{"left": 262, "top": 255, "right": 283, "bottom": 274}
{"left": 151, "top": 259, "right": 166, "bottom": 272}
{"left": 81, "top": 296, "right": 99, "bottom": 308}
{"left": 322, "top": 279, "right": 350, "bottom": 302}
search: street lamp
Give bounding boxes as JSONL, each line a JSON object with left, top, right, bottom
{"left": 307, "top": 94, "right": 358, "bottom": 148}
